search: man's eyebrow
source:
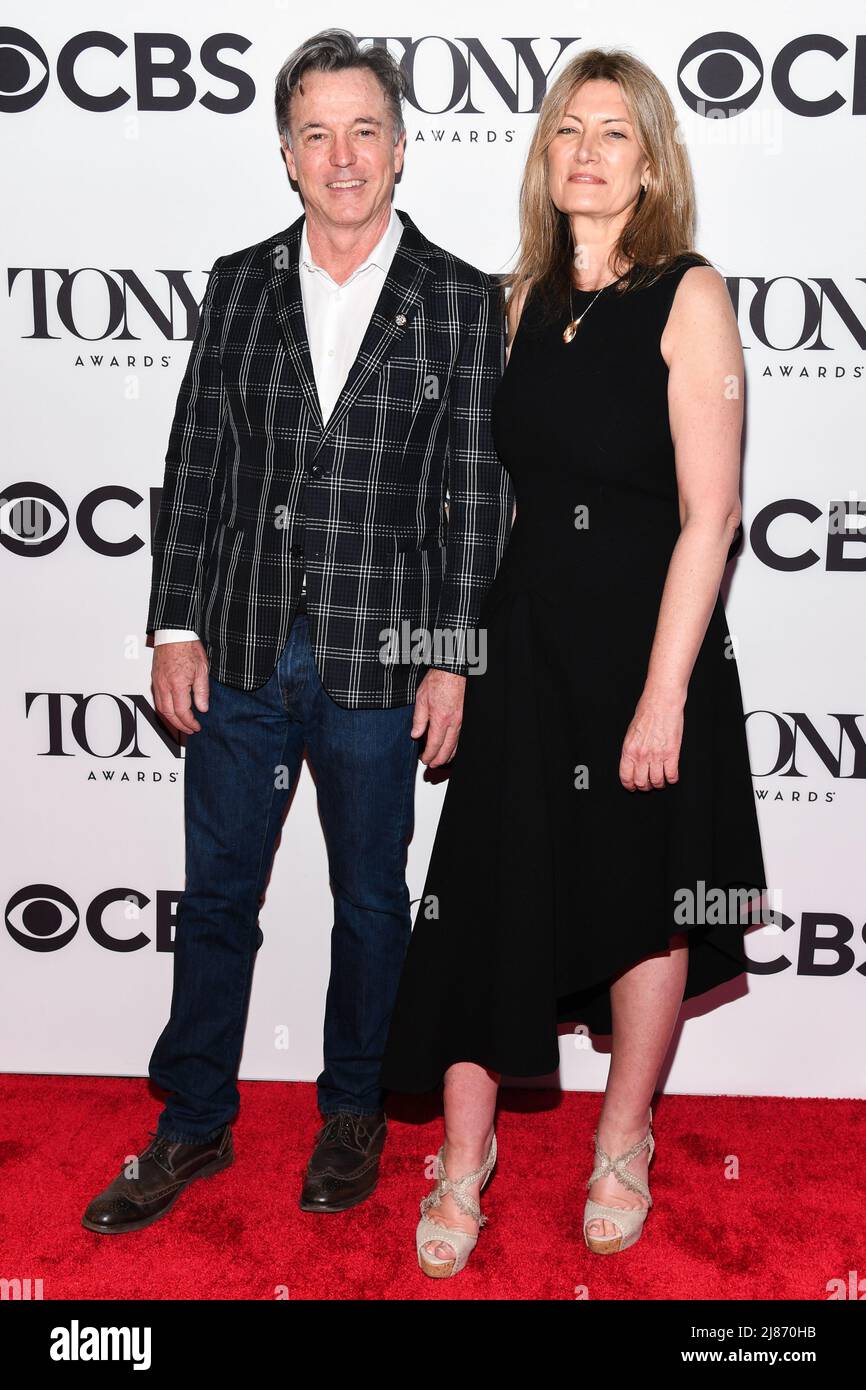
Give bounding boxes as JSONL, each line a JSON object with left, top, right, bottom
{"left": 297, "top": 115, "right": 385, "bottom": 133}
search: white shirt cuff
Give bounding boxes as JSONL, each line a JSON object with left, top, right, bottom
{"left": 153, "top": 628, "right": 199, "bottom": 645}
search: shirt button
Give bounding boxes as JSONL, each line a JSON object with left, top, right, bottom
{"left": 327, "top": 349, "right": 335, "bottom": 357}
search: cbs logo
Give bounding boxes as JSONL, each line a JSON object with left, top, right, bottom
{"left": 6, "top": 884, "right": 172, "bottom": 952}
{"left": 0, "top": 26, "right": 253, "bottom": 115}
{"left": 0, "top": 482, "right": 158, "bottom": 557}
{"left": 678, "top": 30, "right": 866, "bottom": 118}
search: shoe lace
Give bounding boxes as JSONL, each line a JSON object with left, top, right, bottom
{"left": 317, "top": 1112, "right": 371, "bottom": 1153}
{"left": 144, "top": 1130, "right": 174, "bottom": 1170}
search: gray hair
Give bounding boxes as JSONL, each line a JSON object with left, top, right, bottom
{"left": 274, "top": 28, "right": 407, "bottom": 147}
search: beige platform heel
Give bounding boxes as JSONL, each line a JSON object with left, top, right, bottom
{"left": 416, "top": 1132, "right": 497, "bottom": 1278}
{"left": 583, "top": 1108, "right": 654, "bottom": 1254}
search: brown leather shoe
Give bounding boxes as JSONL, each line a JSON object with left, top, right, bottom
{"left": 300, "top": 1111, "right": 386, "bottom": 1213}
{"left": 81, "top": 1126, "right": 233, "bottom": 1234}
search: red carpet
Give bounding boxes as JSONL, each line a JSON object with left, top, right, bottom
{"left": 2, "top": 1076, "right": 864, "bottom": 1300}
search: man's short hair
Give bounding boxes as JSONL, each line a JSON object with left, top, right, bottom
{"left": 275, "top": 28, "right": 407, "bottom": 146}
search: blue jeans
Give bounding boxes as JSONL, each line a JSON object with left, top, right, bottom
{"left": 149, "top": 613, "right": 420, "bottom": 1142}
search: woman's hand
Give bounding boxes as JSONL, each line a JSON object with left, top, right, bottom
{"left": 619, "top": 691, "right": 684, "bottom": 791}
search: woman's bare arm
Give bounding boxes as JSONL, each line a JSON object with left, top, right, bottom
{"left": 620, "top": 266, "right": 744, "bottom": 790}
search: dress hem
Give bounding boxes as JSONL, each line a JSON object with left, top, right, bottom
{"left": 381, "top": 901, "right": 762, "bottom": 1096}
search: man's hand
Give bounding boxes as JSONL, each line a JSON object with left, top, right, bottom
{"left": 152, "top": 640, "right": 210, "bottom": 735}
{"left": 411, "top": 668, "right": 466, "bottom": 767}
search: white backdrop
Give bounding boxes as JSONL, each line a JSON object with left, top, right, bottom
{"left": 2, "top": 2, "right": 864, "bottom": 1099}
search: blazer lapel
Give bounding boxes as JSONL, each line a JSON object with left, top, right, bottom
{"left": 263, "top": 207, "right": 434, "bottom": 451}
{"left": 263, "top": 214, "right": 324, "bottom": 432}
{"left": 312, "top": 209, "right": 433, "bottom": 451}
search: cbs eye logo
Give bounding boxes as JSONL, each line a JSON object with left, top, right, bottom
{"left": 678, "top": 32, "right": 763, "bottom": 117}
{"left": 0, "top": 483, "right": 68, "bottom": 556}
{"left": 6, "top": 885, "right": 80, "bottom": 951}
{"left": 678, "top": 30, "right": 866, "bottom": 118}
{"left": 0, "top": 27, "right": 49, "bottom": 113}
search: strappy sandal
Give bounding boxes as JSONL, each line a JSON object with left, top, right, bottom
{"left": 416, "top": 1132, "right": 497, "bottom": 1278}
{"left": 583, "top": 1108, "right": 654, "bottom": 1254}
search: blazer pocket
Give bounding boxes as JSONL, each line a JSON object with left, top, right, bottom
{"left": 382, "top": 356, "right": 451, "bottom": 401}
{"left": 385, "top": 355, "right": 450, "bottom": 373}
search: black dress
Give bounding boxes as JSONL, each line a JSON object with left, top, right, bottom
{"left": 380, "top": 254, "right": 768, "bottom": 1092}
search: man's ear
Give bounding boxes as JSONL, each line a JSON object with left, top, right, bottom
{"left": 394, "top": 132, "right": 406, "bottom": 177}
{"left": 280, "top": 136, "right": 296, "bottom": 181}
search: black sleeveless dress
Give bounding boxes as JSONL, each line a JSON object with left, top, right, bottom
{"left": 380, "top": 254, "right": 768, "bottom": 1092}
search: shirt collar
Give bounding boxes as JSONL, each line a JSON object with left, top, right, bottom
{"left": 299, "top": 205, "right": 403, "bottom": 282}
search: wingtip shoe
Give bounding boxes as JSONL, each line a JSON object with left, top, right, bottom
{"left": 81, "top": 1124, "right": 234, "bottom": 1234}
{"left": 300, "top": 1111, "right": 387, "bottom": 1213}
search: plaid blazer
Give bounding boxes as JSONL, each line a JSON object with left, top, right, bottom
{"left": 146, "top": 207, "right": 515, "bottom": 706}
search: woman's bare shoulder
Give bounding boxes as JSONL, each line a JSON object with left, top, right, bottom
{"left": 662, "top": 263, "right": 738, "bottom": 368}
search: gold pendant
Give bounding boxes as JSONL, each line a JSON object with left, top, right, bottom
{"left": 562, "top": 317, "right": 581, "bottom": 343}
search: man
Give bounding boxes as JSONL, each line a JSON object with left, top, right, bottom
{"left": 82, "top": 29, "right": 513, "bottom": 1233}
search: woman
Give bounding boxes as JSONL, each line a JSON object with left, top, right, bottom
{"left": 379, "top": 47, "right": 768, "bottom": 1276}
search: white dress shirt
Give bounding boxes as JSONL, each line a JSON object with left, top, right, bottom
{"left": 154, "top": 205, "right": 405, "bottom": 646}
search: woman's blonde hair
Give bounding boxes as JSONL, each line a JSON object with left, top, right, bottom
{"left": 503, "top": 47, "right": 710, "bottom": 328}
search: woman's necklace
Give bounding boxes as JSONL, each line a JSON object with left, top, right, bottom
{"left": 562, "top": 275, "right": 620, "bottom": 344}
